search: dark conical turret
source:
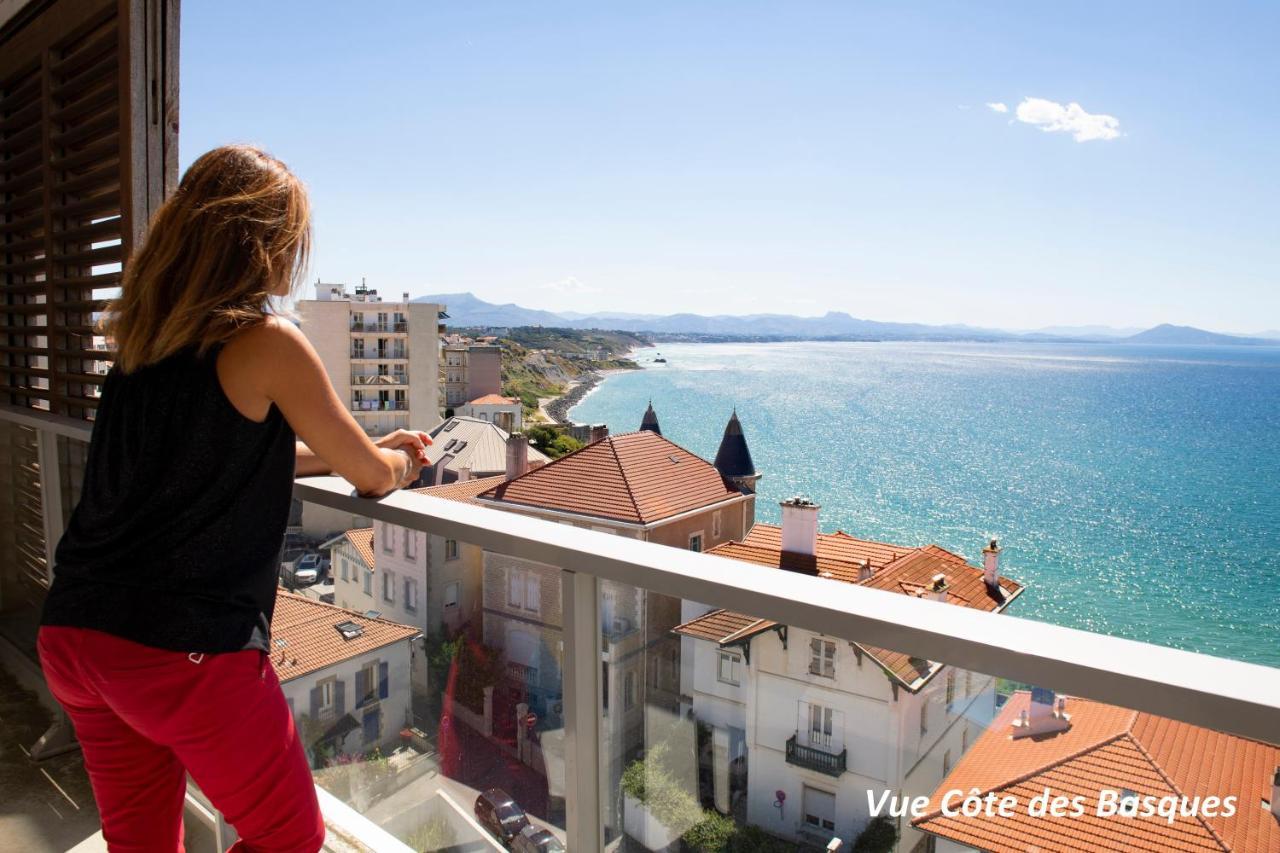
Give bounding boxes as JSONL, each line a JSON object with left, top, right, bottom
{"left": 640, "top": 401, "right": 662, "bottom": 436}
{"left": 714, "top": 410, "right": 759, "bottom": 492}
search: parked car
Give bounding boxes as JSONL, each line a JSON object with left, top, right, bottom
{"left": 474, "top": 789, "right": 530, "bottom": 848}
{"left": 512, "top": 825, "right": 566, "bottom": 853}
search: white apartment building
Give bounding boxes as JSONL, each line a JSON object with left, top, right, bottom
{"left": 271, "top": 591, "right": 421, "bottom": 765}
{"left": 676, "top": 502, "right": 1023, "bottom": 850}
{"left": 297, "top": 280, "right": 446, "bottom": 438}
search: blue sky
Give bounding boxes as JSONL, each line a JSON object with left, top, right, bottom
{"left": 180, "top": 2, "right": 1278, "bottom": 333}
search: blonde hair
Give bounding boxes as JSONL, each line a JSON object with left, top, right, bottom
{"left": 102, "top": 144, "right": 311, "bottom": 372}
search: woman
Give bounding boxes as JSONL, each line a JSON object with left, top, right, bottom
{"left": 38, "top": 145, "right": 428, "bottom": 851}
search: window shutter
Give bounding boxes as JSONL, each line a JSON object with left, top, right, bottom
{"left": 1, "top": 0, "right": 178, "bottom": 419}
{"left": 355, "top": 667, "right": 368, "bottom": 708}
{"left": 334, "top": 679, "right": 346, "bottom": 717}
{"left": 378, "top": 661, "right": 389, "bottom": 699}
{"left": 309, "top": 686, "right": 320, "bottom": 720}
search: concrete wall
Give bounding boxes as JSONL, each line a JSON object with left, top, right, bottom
{"left": 466, "top": 346, "right": 502, "bottom": 400}
{"left": 408, "top": 302, "right": 443, "bottom": 430}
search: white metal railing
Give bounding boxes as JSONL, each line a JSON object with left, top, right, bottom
{"left": 6, "top": 405, "right": 1280, "bottom": 853}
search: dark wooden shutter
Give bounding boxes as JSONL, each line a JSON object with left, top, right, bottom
{"left": 0, "top": 0, "right": 178, "bottom": 421}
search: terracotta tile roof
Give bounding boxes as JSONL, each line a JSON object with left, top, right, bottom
{"left": 685, "top": 525, "right": 1024, "bottom": 690}
{"left": 914, "top": 691, "right": 1280, "bottom": 852}
{"left": 412, "top": 474, "right": 508, "bottom": 507}
{"left": 468, "top": 394, "right": 519, "bottom": 405}
{"left": 477, "top": 430, "right": 740, "bottom": 524}
{"left": 674, "top": 610, "right": 777, "bottom": 644}
{"left": 342, "top": 528, "right": 375, "bottom": 569}
{"left": 269, "top": 591, "right": 420, "bottom": 683}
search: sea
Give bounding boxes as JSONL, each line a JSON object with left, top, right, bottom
{"left": 570, "top": 341, "right": 1280, "bottom": 669}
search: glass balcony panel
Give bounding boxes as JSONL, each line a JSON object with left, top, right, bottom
{"left": 601, "top": 576, "right": 1280, "bottom": 853}
{"left": 290, "top": 500, "right": 565, "bottom": 850}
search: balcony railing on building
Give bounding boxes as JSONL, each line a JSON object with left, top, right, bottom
{"left": 350, "top": 320, "right": 408, "bottom": 333}
{"left": 785, "top": 733, "right": 846, "bottom": 777}
{"left": 351, "top": 400, "right": 409, "bottom": 412}
{"left": 350, "top": 372, "right": 407, "bottom": 386}
{"left": 350, "top": 347, "right": 407, "bottom": 359}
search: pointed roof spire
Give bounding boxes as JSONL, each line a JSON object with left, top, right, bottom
{"left": 714, "top": 410, "right": 755, "bottom": 479}
{"left": 640, "top": 400, "right": 662, "bottom": 435}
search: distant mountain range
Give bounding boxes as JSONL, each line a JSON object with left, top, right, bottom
{"left": 417, "top": 293, "right": 1279, "bottom": 346}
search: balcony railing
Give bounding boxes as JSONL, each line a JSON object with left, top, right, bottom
{"left": 785, "top": 734, "right": 846, "bottom": 777}
{"left": 350, "top": 348, "right": 407, "bottom": 359}
{"left": 350, "top": 320, "right": 409, "bottom": 333}
{"left": 351, "top": 400, "right": 408, "bottom": 412}
{"left": 5, "top": 404, "right": 1280, "bottom": 852}
{"left": 350, "top": 372, "right": 407, "bottom": 386}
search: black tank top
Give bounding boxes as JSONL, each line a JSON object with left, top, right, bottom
{"left": 42, "top": 343, "right": 296, "bottom": 653}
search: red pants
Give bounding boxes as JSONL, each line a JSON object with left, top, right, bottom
{"left": 38, "top": 626, "right": 324, "bottom": 852}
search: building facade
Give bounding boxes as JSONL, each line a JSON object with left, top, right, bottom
{"left": 297, "top": 280, "right": 445, "bottom": 438}
{"left": 443, "top": 339, "right": 503, "bottom": 411}
{"left": 676, "top": 507, "right": 1023, "bottom": 850}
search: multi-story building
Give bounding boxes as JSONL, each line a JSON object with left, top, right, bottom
{"left": 270, "top": 591, "right": 421, "bottom": 765}
{"left": 297, "top": 280, "right": 446, "bottom": 438}
{"left": 443, "top": 339, "right": 503, "bottom": 411}
{"left": 674, "top": 501, "right": 1023, "bottom": 849}
{"left": 914, "top": 689, "right": 1280, "bottom": 852}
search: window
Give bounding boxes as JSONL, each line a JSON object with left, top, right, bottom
{"left": 809, "top": 637, "right": 836, "bottom": 678}
{"left": 356, "top": 660, "right": 387, "bottom": 708}
{"left": 961, "top": 725, "right": 969, "bottom": 753}
{"left": 942, "top": 749, "right": 952, "bottom": 777}
{"left": 920, "top": 702, "right": 929, "bottom": 738}
{"left": 340, "top": 558, "right": 349, "bottom": 582}
{"left": 802, "top": 787, "right": 836, "bottom": 833}
{"left": 363, "top": 569, "right": 373, "bottom": 596}
{"left": 624, "top": 672, "right": 636, "bottom": 710}
{"left": 964, "top": 669, "right": 973, "bottom": 697}
{"left": 404, "top": 528, "right": 417, "bottom": 560}
{"left": 443, "top": 581, "right": 460, "bottom": 609}
{"left": 712, "top": 511, "right": 722, "bottom": 539}
{"left": 318, "top": 680, "right": 334, "bottom": 714}
{"left": 717, "top": 650, "right": 741, "bottom": 686}
{"left": 808, "top": 704, "right": 834, "bottom": 747}
{"left": 382, "top": 570, "right": 396, "bottom": 604}
{"left": 404, "top": 577, "right": 418, "bottom": 612}
{"left": 381, "top": 524, "right": 393, "bottom": 554}
{"left": 508, "top": 568, "right": 540, "bottom": 613}
{"left": 445, "top": 539, "right": 459, "bottom": 560}
{"left": 946, "top": 668, "right": 956, "bottom": 708}
{"left": 688, "top": 532, "right": 703, "bottom": 552}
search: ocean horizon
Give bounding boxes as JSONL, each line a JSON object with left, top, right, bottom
{"left": 570, "top": 340, "right": 1280, "bottom": 668}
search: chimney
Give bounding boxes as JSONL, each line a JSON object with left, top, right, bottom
{"left": 983, "top": 539, "right": 1001, "bottom": 589}
{"left": 506, "top": 432, "right": 529, "bottom": 481}
{"left": 858, "top": 558, "right": 873, "bottom": 582}
{"left": 403, "top": 291, "right": 409, "bottom": 303}
{"left": 457, "top": 466, "right": 471, "bottom": 482}
{"left": 928, "top": 573, "right": 949, "bottom": 602}
{"left": 780, "top": 497, "right": 819, "bottom": 556}
{"left": 1271, "top": 766, "right": 1280, "bottom": 819}
{"left": 1011, "top": 687, "right": 1072, "bottom": 739}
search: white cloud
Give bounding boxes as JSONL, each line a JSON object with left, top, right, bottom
{"left": 540, "top": 276, "right": 598, "bottom": 295}
{"left": 1014, "top": 97, "right": 1120, "bottom": 142}
{"left": 986, "top": 102, "right": 1008, "bottom": 113}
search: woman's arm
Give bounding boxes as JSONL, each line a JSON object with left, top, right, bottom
{"left": 296, "top": 441, "right": 330, "bottom": 477}
{"left": 219, "top": 318, "right": 427, "bottom": 495}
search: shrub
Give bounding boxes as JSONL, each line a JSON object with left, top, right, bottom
{"left": 852, "top": 815, "right": 898, "bottom": 853}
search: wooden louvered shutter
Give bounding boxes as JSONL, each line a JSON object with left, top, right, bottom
{"left": 0, "top": 0, "right": 178, "bottom": 421}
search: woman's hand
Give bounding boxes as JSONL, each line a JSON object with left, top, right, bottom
{"left": 374, "top": 429, "right": 432, "bottom": 466}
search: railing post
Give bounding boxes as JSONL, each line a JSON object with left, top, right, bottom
{"left": 562, "top": 569, "right": 603, "bottom": 851}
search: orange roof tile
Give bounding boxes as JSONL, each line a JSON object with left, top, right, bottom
{"left": 674, "top": 610, "right": 777, "bottom": 643}
{"left": 688, "top": 525, "right": 1024, "bottom": 690}
{"left": 343, "top": 528, "right": 375, "bottom": 568}
{"left": 913, "top": 691, "right": 1280, "bottom": 852}
{"left": 477, "top": 430, "right": 739, "bottom": 524}
{"left": 468, "top": 394, "right": 519, "bottom": 405}
{"left": 269, "top": 591, "right": 420, "bottom": 683}
{"left": 412, "top": 474, "right": 507, "bottom": 507}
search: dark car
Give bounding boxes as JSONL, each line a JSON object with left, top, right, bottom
{"left": 511, "top": 826, "right": 566, "bottom": 853}
{"left": 474, "top": 788, "right": 530, "bottom": 848}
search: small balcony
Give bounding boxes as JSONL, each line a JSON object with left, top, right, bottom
{"left": 350, "top": 371, "right": 407, "bottom": 386}
{"left": 785, "top": 734, "right": 846, "bottom": 777}
{"left": 350, "top": 320, "right": 408, "bottom": 334}
{"left": 350, "top": 347, "right": 407, "bottom": 360}
{"left": 351, "top": 400, "right": 408, "bottom": 412}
